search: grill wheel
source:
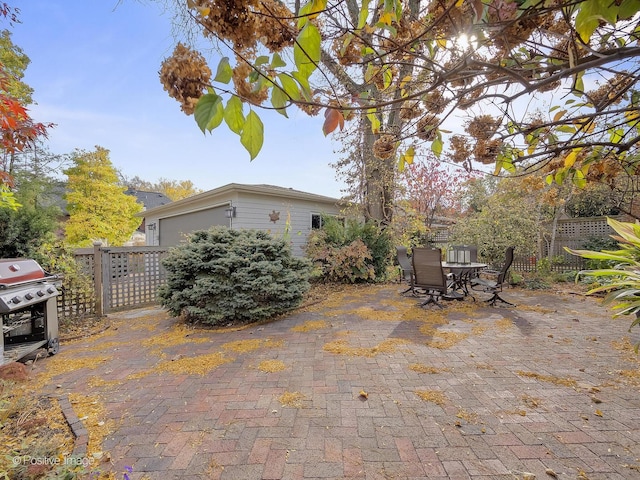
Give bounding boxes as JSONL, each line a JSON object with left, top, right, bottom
{"left": 48, "top": 338, "right": 59, "bottom": 355}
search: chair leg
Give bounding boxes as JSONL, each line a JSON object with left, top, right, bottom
{"left": 399, "top": 285, "right": 412, "bottom": 295}
{"left": 420, "top": 294, "right": 443, "bottom": 309}
{"left": 486, "top": 292, "right": 514, "bottom": 307}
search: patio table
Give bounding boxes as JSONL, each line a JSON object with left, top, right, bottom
{"left": 442, "top": 262, "right": 487, "bottom": 298}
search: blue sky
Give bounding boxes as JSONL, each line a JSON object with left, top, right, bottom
{"left": 9, "top": 0, "right": 346, "bottom": 198}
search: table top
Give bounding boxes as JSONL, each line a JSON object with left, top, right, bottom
{"left": 442, "top": 262, "right": 488, "bottom": 269}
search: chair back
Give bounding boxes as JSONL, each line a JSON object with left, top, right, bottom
{"left": 411, "top": 247, "right": 447, "bottom": 294}
{"left": 469, "top": 245, "right": 478, "bottom": 263}
{"left": 496, "top": 247, "right": 515, "bottom": 284}
{"left": 396, "top": 246, "right": 412, "bottom": 282}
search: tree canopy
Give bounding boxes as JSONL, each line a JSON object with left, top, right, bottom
{"left": 64, "top": 147, "right": 143, "bottom": 247}
{"left": 122, "top": 175, "right": 203, "bottom": 200}
{"left": 0, "top": 6, "right": 51, "bottom": 209}
{"left": 158, "top": 0, "right": 640, "bottom": 199}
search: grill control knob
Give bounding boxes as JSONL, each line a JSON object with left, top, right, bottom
{"left": 37, "top": 290, "right": 45, "bottom": 297}
{"left": 46, "top": 287, "right": 55, "bottom": 294}
{"left": 25, "top": 293, "right": 34, "bottom": 300}
{"left": 11, "top": 295, "right": 21, "bottom": 304}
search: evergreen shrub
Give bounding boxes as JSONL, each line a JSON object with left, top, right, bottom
{"left": 158, "top": 227, "right": 311, "bottom": 326}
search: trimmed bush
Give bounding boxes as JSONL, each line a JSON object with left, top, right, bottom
{"left": 305, "top": 216, "right": 392, "bottom": 283}
{"left": 158, "top": 227, "right": 311, "bottom": 326}
{"left": 305, "top": 234, "right": 375, "bottom": 283}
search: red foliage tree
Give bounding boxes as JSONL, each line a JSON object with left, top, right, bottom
{"left": 401, "top": 157, "right": 475, "bottom": 229}
{"left": 0, "top": 3, "right": 52, "bottom": 208}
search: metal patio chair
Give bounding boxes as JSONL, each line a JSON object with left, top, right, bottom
{"left": 470, "top": 246, "right": 515, "bottom": 306}
{"left": 411, "top": 247, "right": 460, "bottom": 308}
{"left": 396, "top": 246, "right": 413, "bottom": 294}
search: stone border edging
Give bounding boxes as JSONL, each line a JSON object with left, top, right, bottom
{"left": 56, "top": 394, "right": 89, "bottom": 457}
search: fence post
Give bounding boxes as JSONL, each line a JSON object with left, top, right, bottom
{"left": 93, "top": 242, "right": 104, "bottom": 317}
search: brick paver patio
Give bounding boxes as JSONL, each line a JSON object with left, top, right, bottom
{"left": 36, "top": 284, "right": 640, "bottom": 479}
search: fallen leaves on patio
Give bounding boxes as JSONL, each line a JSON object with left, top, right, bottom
{"left": 516, "top": 371, "right": 578, "bottom": 388}
{"left": 258, "top": 359, "right": 287, "bottom": 372}
{"left": 0, "top": 384, "right": 75, "bottom": 479}
{"left": 415, "top": 389, "right": 447, "bottom": 406}
{"left": 68, "top": 392, "right": 115, "bottom": 457}
{"left": 521, "top": 394, "right": 543, "bottom": 409}
{"left": 222, "top": 338, "right": 284, "bottom": 353}
{"left": 278, "top": 391, "right": 305, "bottom": 408}
{"left": 323, "top": 338, "right": 411, "bottom": 357}
{"left": 419, "top": 325, "right": 470, "bottom": 349}
{"left": 141, "top": 324, "right": 210, "bottom": 351}
{"left": 494, "top": 317, "right": 514, "bottom": 332}
{"left": 82, "top": 340, "right": 132, "bottom": 353}
{"left": 290, "top": 319, "right": 329, "bottom": 332}
{"left": 36, "top": 354, "right": 113, "bottom": 388}
{"left": 408, "top": 363, "right": 450, "bottom": 374}
{"left": 456, "top": 409, "right": 479, "bottom": 424}
{"left": 153, "top": 352, "right": 233, "bottom": 376}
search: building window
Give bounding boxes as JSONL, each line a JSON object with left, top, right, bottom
{"left": 311, "top": 213, "right": 323, "bottom": 229}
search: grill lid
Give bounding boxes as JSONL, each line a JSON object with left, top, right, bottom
{"left": 0, "top": 258, "right": 46, "bottom": 286}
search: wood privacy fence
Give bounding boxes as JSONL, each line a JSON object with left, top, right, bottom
{"left": 57, "top": 244, "right": 169, "bottom": 320}
{"left": 430, "top": 216, "right": 620, "bottom": 272}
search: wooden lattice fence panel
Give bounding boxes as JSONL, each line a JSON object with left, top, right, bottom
{"left": 54, "top": 249, "right": 97, "bottom": 322}
{"left": 543, "top": 216, "right": 622, "bottom": 266}
{"left": 102, "top": 247, "right": 168, "bottom": 313}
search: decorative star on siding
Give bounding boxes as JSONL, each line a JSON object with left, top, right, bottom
{"left": 269, "top": 210, "right": 280, "bottom": 223}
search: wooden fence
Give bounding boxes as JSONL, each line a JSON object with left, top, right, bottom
{"left": 429, "top": 216, "right": 619, "bottom": 273}
{"left": 57, "top": 244, "right": 169, "bottom": 320}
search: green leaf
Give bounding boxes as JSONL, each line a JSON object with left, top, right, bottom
{"left": 574, "top": 0, "right": 602, "bottom": 43}
{"left": 294, "top": 23, "right": 321, "bottom": 79}
{"left": 357, "top": 0, "right": 371, "bottom": 28}
{"left": 366, "top": 111, "right": 380, "bottom": 134}
{"left": 573, "top": 71, "right": 585, "bottom": 93}
{"left": 545, "top": 174, "right": 554, "bottom": 185}
{"left": 255, "top": 56, "right": 270, "bottom": 66}
{"left": 575, "top": 0, "right": 618, "bottom": 43}
{"left": 277, "top": 73, "right": 301, "bottom": 101}
{"left": 610, "top": 127, "right": 625, "bottom": 144}
{"left": 271, "top": 88, "right": 289, "bottom": 117}
{"left": 271, "top": 53, "right": 287, "bottom": 69}
{"left": 382, "top": 65, "right": 393, "bottom": 90}
{"left": 194, "top": 93, "right": 224, "bottom": 133}
{"left": 398, "top": 146, "right": 415, "bottom": 171}
{"left": 214, "top": 57, "right": 233, "bottom": 84}
{"left": 240, "top": 110, "right": 264, "bottom": 160}
{"left": 248, "top": 70, "right": 260, "bottom": 83}
{"left": 297, "top": 0, "right": 312, "bottom": 28}
{"left": 224, "top": 96, "right": 245, "bottom": 135}
{"left": 431, "top": 132, "right": 443, "bottom": 157}
{"left": 297, "top": 0, "right": 327, "bottom": 28}
{"left": 364, "top": 64, "right": 376, "bottom": 83}
{"left": 574, "top": 169, "right": 587, "bottom": 189}
{"left": 557, "top": 125, "right": 577, "bottom": 134}
{"left": 292, "top": 71, "right": 312, "bottom": 100}
{"left": 340, "top": 34, "right": 354, "bottom": 57}
{"left": 618, "top": 0, "right": 640, "bottom": 19}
